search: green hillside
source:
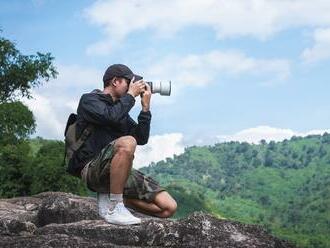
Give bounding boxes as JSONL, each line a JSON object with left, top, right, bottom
{"left": 140, "top": 134, "right": 330, "bottom": 248}
{"left": 1, "top": 134, "right": 329, "bottom": 247}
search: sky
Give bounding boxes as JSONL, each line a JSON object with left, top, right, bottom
{"left": 1, "top": 0, "right": 330, "bottom": 168}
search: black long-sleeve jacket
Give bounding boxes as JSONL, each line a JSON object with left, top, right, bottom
{"left": 67, "top": 89, "right": 151, "bottom": 176}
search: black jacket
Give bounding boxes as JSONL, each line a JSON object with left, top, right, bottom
{"left": 67, "top": 89, "right": 151, "bottom": 176}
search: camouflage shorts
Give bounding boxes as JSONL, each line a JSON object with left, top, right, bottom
{"left": 81, "top": 140, "right": 165, "bottom": 203}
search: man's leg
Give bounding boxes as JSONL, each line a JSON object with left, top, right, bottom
{"left": 101, "top": 135, "right": 142, "bottom": 225}
{"left": 124, "top": 191, "right": 177, "bottom": 218}
{"left": 110, "top": 136, "right": 136, "bottom": 193}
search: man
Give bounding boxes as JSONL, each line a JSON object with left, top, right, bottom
{"left": 67, "top": 64, "right": 177, "bottom": 225}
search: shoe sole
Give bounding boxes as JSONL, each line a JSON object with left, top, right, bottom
{"left": 104, "top": 219, "right": 141, "bottom": 225}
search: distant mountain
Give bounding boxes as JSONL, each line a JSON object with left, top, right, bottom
{"left": 140, "top": 133, "right": 330, "bottom": 248}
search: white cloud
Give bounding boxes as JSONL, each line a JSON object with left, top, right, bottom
{"left": 301, "top": 28, "right": 330, "bottom": 63}
{"left": 24, "top": 64, "right": 102, "bottom": 139}
{"left": 84, "top": 0, "right": 330, "bottom": 55}
{"left": 86, "top": 39, "right": 114, "bottom": 56}
{"left": 133, "top": 133, "right": 185, "bottom": 169}
{"left": 44, "top": 64, "right": 102, "bottom": 92}
{"left": 217, "top": 125, "right": 330, "bottom": 144}
{"left": 144, "top": 50, "right": 290, "bottom": 87}
{"left": 23, "top": 93, "right": 63, "bottom": 138}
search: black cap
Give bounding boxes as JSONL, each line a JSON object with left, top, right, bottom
{"left": 103, "top": 64, "right": 143, "bottom": 84}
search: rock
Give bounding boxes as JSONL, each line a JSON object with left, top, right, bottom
{"left": 0, "top": 192, "right": 297, "bottom": 248}
{"left": 0, "top": 200, "right": 38, "bottom": 235}
{"left": 36, "top": 192, "right": 100, "bottom": 226}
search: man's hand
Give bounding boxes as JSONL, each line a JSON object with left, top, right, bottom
{"left": 127, "top": 77, "right": 145, "bottom": 97}
{"left": 141, "top": 83, "right": 151, "bottom": 112}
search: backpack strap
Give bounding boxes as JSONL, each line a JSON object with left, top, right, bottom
{"left": 71, "top": 124, "right": 93, "bottom": 152}
{"left": 63, "top": 114, "right": 94, "bottom": 168}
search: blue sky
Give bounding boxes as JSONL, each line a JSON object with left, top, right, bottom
{"left": 1, "top": 0, "right": 330, "bottom": 167}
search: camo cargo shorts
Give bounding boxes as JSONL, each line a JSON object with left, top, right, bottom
{"left": 81, "top": 140, "right": 165, "bottom": 203}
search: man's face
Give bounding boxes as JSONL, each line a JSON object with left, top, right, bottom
{"left": 114, "top": 77, "right": 130, "bottom": 97}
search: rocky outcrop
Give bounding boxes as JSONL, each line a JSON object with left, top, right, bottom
{"left": 0, "top": 192, "right": 297, "bottom": 247}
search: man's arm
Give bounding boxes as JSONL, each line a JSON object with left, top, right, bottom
{"left": 79, "top": 93, "right": 135, "bottom": 125}
{"left": 128, "top": 83, "right": 152, "bottom": 145}
{"left": 128, "top": 111, "right": 151, "bottom": 145}
{"left": 80, "top": 79, "right": 146, "bottom": 125}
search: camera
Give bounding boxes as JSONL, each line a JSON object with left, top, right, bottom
{"left": 145, "top": 81, "right": 171, "bottom": 96}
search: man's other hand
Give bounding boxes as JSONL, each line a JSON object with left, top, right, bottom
{"left": 127, "top": 77, "right": 145, "bottom": 97}
{"left": 141, "top": 83, "right": 151, "bottom": 112}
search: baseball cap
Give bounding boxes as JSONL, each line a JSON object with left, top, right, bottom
{"left": 103, "top": 64, "right": 143, "bottom": 84}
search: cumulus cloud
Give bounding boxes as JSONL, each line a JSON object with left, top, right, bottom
{"left": 133, "top": 133, "right": 185, "bottom": 169}
{"left": 86, "top": 39, "right": 115, "bottom": 56}
{"left": 84, "top": 0, "right": 330, "bottom": 55}
{"left": 301, "top": 28, "right": 330, "bottom": 63}
{"left": 24, "top": 64, "right": 102, "bottom": 139}
{"left": 217, "top": 125, "right": 330, "bottom": 144}
{"left": 24, "top": 93, "right": 63, "bottom": 138}
{"left": 144, "top": 50, "right": 290, "bottom": 88}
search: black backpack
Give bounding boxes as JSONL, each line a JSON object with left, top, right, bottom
{"left": 64, "top": 113, "right": 93, "bottom": 168}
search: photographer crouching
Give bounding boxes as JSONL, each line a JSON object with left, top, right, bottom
{"left": 66, "top": 64, "right": 177, "bottom": 225}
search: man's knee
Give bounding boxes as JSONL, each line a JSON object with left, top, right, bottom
{"left": 154, "top": 191, "right": 178, "bottom": 218}
{"left": 114, "top": 136, "right": 137, "bottom": 155}
{"left": 165, "top": 200, "right": 177, "bottom": 217}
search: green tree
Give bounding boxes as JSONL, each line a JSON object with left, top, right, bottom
{"left": 0, "top": 32, "right": 57, "bottom": 198}
{"left": 0, "top": 33, "right": 57, "bottom": 103}
{"left": 0, "top": 141, "right": 33, "bottom": 197}
{"left": 28, "top": 141, "right": 87, "bottom": 196}
{"left": 0, "top": 101, "right": 35, "bottom": 143}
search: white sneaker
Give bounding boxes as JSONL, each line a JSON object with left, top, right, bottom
{"left": 97, "top": 193, "right": 110, "bottom": 218}
{"left": 103, "top": 202, "right": 141, "bottom": 225}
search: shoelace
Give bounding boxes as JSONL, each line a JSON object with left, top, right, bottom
{"left": 108, "top": 203, "right": 131, "bottom": 215}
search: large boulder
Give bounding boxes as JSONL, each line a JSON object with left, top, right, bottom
{"left": 0, "top": 192, "right": 297, "bottom": 247}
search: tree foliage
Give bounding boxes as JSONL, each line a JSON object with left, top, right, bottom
{"left": 28, "top": 139, "right": 87, "bottom": 196}
{"left": 0, "top": 140, "right": 33, "bottom": 197}
{"left": 0, "top": 34, "right": 58, "bottom": 103}
{"left": 0, "top": 101, "right": 35, "bottom": 142}
{"left": 0, "top": 138, "right": 88, "bottom": 198}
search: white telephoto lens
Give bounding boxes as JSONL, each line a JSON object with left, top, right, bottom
{"left": 151, "top": 81, "right": 171, "bottom": 96}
